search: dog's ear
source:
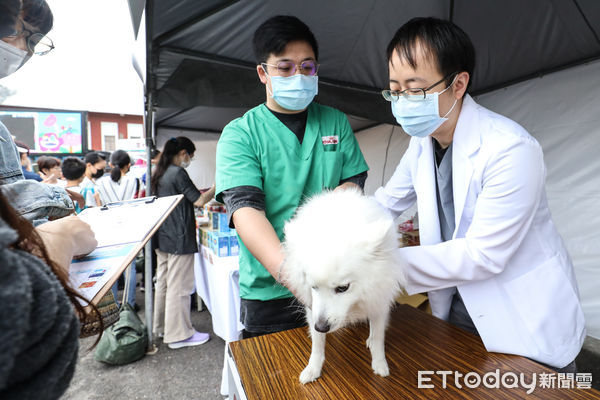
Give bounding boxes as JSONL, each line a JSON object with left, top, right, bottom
{"left": 362, "top": 218, "right": 396, "bottom": 257}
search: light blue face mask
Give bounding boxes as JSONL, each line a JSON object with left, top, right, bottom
{"left": 267, "top": 74, "right": 319, "bottom": 111}
{"left": 391, "top": 79, "right": 458, "bottom": 138}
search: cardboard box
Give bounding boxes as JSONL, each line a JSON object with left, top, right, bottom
{"left": 198, "top": 226, "right": 212, "bottom": 248}
{"left": 212, "top": 232, "right": 229, "bottom": 257}
{"left": 211, "top": 211, "right": 219, "bottom": 231}
{"left": 206, "top": 231, "right": 215, "bottom": 252}
{"left": 228, "top": 233, "right": 239, "bottom": 256}
{"left": 218, "top": 212, "right": 230, "bottom": 233}
{"left": 396, "top": 293, "right": 431, "bottom": 314}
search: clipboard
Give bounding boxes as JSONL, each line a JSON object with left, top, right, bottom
{"left": 70, "top": 194, "right": 183, "bottom": 305}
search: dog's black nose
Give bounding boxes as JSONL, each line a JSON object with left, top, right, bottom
{"left": 314, "top": 320, "right": 330, "bottom": 333}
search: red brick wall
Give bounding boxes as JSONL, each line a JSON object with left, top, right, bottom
{"left": 88, "top": 112, "right": 143, "bottom": 151}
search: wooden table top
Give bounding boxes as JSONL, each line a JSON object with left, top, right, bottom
{"left": 229, "top": 304, "right": 600, "bottom": 399}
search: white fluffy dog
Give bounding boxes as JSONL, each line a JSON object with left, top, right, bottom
{"left": 282, "top": 188, "right": 405, "bottom": 384}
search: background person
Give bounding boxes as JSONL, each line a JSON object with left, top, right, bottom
{"left": 0, "top": 1, "right": 99, "bottom": 398}
{"left": 81, "top": 151, "right": 105, "bottom": 207}
{"left": 14, "top": 140, "right": 42, "bottom": 181}
{"left": 376, "top": 17, "right": 584, "bottom": 372}
{"left": 0, "top": 0, "right": 84, "bottom": 221}
{"left": 0, "top": 193, "right": 97, "bottom": 399}
{"left": 61, "top": 156, "right": 88, "bottom": 213}
{"left": 96, "top": 149, "right": 140, "bottom": 309}
{"left": 151, "top": 136, "right": 215, "bottom": 349}
{"left": 215, "top": 16, "right": 369, "bottom": 338}
{"left": 37, "top": 155, "right": 64, "bottom": 185}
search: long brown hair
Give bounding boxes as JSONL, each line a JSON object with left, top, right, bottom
{"left": 0, "top": 190, "right": 102, "bottom": 345}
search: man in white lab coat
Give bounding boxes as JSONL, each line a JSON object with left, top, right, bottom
{"left": 376, "top": 17, "right": 585, "bottom": 371}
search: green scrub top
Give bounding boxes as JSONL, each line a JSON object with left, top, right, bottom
{"left": 216, "top": 102, "right": 369, "bottom": 301}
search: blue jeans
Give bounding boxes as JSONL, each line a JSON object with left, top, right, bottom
{"left": 112, "top": 261, "right": 137, "bottom": 307}
{"left": 0, "top": 121, "right": 24, "bottom": 185}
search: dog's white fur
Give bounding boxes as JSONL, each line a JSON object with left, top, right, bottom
{"left": 282, "top": 189, "right": 405, "bottom": 384}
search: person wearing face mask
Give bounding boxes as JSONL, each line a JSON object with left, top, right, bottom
{"left": 216, "top": 16, "right": 369, "bottom": 338}
{"left": 376, "top": 17, "right": 584, "bottom": 372}
{"left": 151, "top": 136, "right": 215, "bottom": 348}
{"left": 81, "top": 151, "right": 106, "bottom": 207}
{"left": 1, "top": 2, "right": 100, "bottom": 398}
{"left": 0, "top": 0, "right": 85, "bottom": 221}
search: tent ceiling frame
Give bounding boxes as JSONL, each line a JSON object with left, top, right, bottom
{"left": 155, "top": 107, "right": 194, "bottom": 126}
{"left": 156, "top": 125, "right": 223, "bottom": 134}
{"left": 157, "top": 46, "right": 384, "bottom": 96}
{"left": 154, "top": 0, "right": 240, "bottom": 45}
{"left": 572, "top": 0, "right": 600, "bottom": 46}
{"left": 145, "top": 0, "right": 600, "bottom": 131}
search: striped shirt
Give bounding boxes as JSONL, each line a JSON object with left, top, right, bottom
{"left": 96, "top": 174, "right": 140, "bottom": 205}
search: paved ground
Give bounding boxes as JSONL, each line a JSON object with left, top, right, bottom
{"left": 62, "top": 288, "right": 225, "bottom": 400}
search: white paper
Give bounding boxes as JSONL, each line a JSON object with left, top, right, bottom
{"left": 70, "top": 243, "right": 136, "bottom": 304}
{"left": 78, "top": 195, "right": 181, "bottom": 248}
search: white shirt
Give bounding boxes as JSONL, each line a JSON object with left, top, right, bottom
{"left": 375, "top": 95, "right": 585, "bottom": 368}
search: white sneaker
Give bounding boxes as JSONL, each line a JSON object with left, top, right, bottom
{"left": 167, "top": 331, "right": 210, "bottom": 349}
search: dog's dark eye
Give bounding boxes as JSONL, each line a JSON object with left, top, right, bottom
{"left": 335, "top": 284, "right": 350, "bottom": 293}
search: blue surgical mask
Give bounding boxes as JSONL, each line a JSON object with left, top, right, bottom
{"left": 267, "top": 74, "right": 318, "bottom": 111}
{"left": 391, "top": 80, "right": 458, "bottom": 138}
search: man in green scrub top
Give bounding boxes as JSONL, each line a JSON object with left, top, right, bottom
{"left": 216, "top": 15, "right": 369, "bottom": 338}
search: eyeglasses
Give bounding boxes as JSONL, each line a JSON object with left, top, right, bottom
{"left": 261, "top": 60, "right": 320, "bottom": 77}
{"left": 3, "top": 20, "right": 55, "bottom": 55}
{"left": 382, "top": 72, "right": 457, "bottom": 102}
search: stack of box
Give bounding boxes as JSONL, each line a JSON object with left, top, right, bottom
{"left": 199, "top": 203, "right": 239, "bottom": 257}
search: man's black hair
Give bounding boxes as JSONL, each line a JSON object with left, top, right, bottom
{"left": 252, "top": 15, "right": 319, "bottom": 64}
{"left": 386, "top": 17, "right": 475, "bottom": 90}
{"left": 84, "top": 151, "right": 106, "bottom": 165}
{"left": 61, "top": 156, "right": 86, "bottom": 181}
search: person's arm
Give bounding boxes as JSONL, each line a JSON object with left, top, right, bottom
{"left": 334, "top": 181, "right": 360, "bottom": 191}
{"left": 65, "top": 188, "right": 85, "bottom": 211}
{"left": 35, "top": 215, "right": 97, "bottom": 273}
{"left": 334, "top": 170, "right": 368, "bottom": 192}
{"left": 215, "top": 124, "right": 293, "bottom": 285}
{"left": 232, "top": 207, "right": 285, "bottom": 280}
{"left": 94, "top": 191, "right": 102, "bottom": 206}
{"left": 193, "top": 184, "right": 215, "bottom": 208}
{"left": 401, "top": 139, "right": 546, "bottom": 294}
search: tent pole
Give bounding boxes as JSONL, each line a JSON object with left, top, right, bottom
{"left": 143, "top": 94, "right": 154, "bottom": 350}
{"left": 144, "top": 0, "right": 155, "bottom": 350}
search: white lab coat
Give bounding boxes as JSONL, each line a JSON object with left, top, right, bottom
{"left": 375, "top": 95, "right": 585, "bottom": 368}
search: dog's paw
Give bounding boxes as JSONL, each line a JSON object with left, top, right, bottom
{"left": 372, "top": 358, "right": 390, "bottom": 377}
{"left": 366, "top": 335, "right": 374, "bottom": 350}
{"left": 299, "top": 365, "right": 322, "bottom": 384}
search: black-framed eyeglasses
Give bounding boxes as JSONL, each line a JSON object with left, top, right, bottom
{"left": 3, "top": 20, "right": 55, "bottom": 56}
{"left": 261, "top": 60, "right": 320, "bottom": 77}
{"left": 382, "top": 72, "right": 458, "bottom": 102}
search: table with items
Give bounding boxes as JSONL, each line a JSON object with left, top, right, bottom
{"left": 194, "top": 203, "right": 243, "bottom": 396}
